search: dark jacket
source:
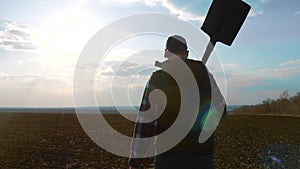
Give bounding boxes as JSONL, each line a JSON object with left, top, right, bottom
{"left": 129, "top": 58, "right": 226, "bottom": 168}
{"left": 152, "top": 59, "right": 215, "bottom": 156}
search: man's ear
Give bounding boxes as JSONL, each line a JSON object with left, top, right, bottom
{"left": 165, "top": 50, "right": 172, "bottom": 58}
{"left": 164, "top": 49, "right": 168, "bottom": 58}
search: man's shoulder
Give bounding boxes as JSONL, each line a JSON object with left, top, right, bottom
{"left": 185, "top": 59, "right": 206, "bottom": 68}
{"left": 149, "top": 69, "right": 175, "bottom": 86}
{"left": 186, "top": 58, "right": 202, "bottom": 63}
{"left": 154, "top": 59, "right": 205, "bottom": 69}
{"left": 151, "top": 59, "right": 207, "bottom": 76}
{"left": 151, "top": 69, "right": 168, "bottom": 80}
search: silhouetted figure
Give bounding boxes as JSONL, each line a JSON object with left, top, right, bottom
{"left": 129, "top": 35, "right": 226, "bottom": 169}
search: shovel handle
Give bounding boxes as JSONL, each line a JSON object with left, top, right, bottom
{"left": 202, "top": 38, "right": 217, "bottom": 65}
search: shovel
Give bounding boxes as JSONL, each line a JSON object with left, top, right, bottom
{"left": 201, "top": 0, "right": 251, "bottom": 64}
{"left": 155, "top": 0, "right": 251, "bottom": 67}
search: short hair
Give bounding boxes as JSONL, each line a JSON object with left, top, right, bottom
{"left": 165, "top": 35, "right": 188, "bottom": 53}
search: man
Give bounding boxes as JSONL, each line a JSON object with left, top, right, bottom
{"left": 129, "top": 35, "right": 226, "bottom": 169}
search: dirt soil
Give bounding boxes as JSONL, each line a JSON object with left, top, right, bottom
{"left": 0, "top": 113, "right": 299, "bottom": 169}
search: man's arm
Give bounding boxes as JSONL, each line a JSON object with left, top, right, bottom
{"left": 129, "top": 77, "right": 156, "bottom": 168}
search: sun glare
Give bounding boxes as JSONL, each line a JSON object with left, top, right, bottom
{"left": 36, "top": 9, "right": 102, "bottom": 64}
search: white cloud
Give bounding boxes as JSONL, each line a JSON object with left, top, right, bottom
{"left": 228, "top": 88, "right": 283, "bottom": 105}
{"left": 99, "top": 61, "right": 155, "bottom": 77}
{"left": 223, "top": 64, "right": 300, "bottom": 104}
{"left": 0, "top": 73, "right": 70, "bottom": 88}
{"left": 295, "top": 10, "right": 300, "bottom": 16}
{"left": 160, "top": 0, "right": 205, "bottom": 21}
{"left": 109, "top": 0, "right": 271, "bottom": 19}
{"left": 160, "top": 0, "right": 270, "bottom": 19}
{"left": 280, "top": 59, "right": 300, "bottom": 66}
{"left": 244, "top": 0, "right": 272, "bottom": 17}
{"left": 226, "top": 66, "right": 300, "bottom": 88}
{"left": 248, "top": 10, "right": 263, "bottom": 17}
{"left": 105, "top": 0, "right": 144, "bottom": 3}
{"left": 221, "top": 63, "right": 240, "bottom": 69}
{"left": 257, "top": 67, "right": 300, "bottom": 79}
{"left": 0, "top": 22, "right": 37, "bottom": 51}
{"left": 102, "top": 0, "right": 205, "bottom": 21}
{"left": 0, "top": 72, "right": 73, "bottom": 107}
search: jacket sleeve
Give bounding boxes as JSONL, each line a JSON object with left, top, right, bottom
{"left": 129, "top": 76, "right": 157, "bottom": 168}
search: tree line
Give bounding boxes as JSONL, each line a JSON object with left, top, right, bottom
{"left": 231, "top": 91, "right": 300, "bottom": 116}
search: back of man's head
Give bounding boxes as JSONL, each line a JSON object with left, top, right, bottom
{"left": 166, "top": 35, "right": 188, "bottom": 54}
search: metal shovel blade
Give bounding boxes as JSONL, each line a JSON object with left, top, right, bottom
{"left": 201, "top": 0, "right": 251, "bottom": 46}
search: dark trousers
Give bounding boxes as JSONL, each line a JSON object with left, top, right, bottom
{"left": 154, "top": 154, "right": 214, "bottom": 169}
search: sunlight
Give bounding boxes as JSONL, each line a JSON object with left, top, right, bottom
{"left": 35, "top": 8, "right": 102, "bottom": 64}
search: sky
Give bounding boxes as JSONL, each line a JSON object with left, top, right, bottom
{"left": 0, "top": 0, "right": 299, "bottom": 107}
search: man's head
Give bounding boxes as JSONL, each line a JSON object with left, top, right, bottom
{"left": 165, "top": 35, "right": 189, "bottom": 59}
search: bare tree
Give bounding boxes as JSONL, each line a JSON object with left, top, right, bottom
{"left": 279, "top": 90, "right": 289, "bottom": 100}
{"left": 262, "top": 98, "right": 272, "bottom": 104}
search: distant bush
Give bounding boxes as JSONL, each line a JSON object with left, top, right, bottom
{"left": 231, "top": 91, "right": 300, "bottom": 115}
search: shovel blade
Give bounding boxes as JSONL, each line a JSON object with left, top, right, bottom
{"left": 201, "top": 0, "right": 251, "bottom": 46}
